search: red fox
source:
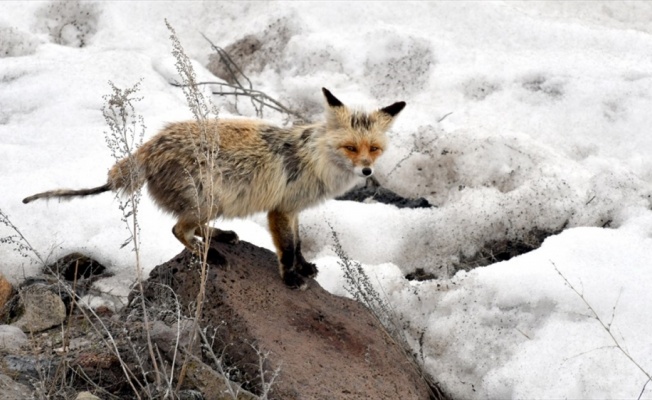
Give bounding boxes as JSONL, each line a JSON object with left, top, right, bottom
{"left": 23, "top": 88, "right": 405, "bottom": 289}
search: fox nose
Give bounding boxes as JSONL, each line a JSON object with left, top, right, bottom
{"left": 362, "top": 167, "right": 373, "bottom": 176}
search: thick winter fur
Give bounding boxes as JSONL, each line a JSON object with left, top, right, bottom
{"left": 23, "top": 88, "right": 405, "bottom": 289}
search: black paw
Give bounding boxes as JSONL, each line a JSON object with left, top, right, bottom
{"left": 282, "top": 271, "right": 308, "bottom": 290}
{"left": 213, "top": 230, "right": 239, "bottom": 244}
{"left": 296, "top": 260, "right": 318, "bottom": 278}
{"left": 207, "top": 248, "right": 228, "bottom": 265}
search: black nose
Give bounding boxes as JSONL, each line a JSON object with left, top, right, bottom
{"left": 362, "top": 167, "right": 372, "bottom": 176}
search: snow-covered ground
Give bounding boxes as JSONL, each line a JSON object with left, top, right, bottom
{"left": 2, "top": 1, "right": 652, "bottom": 398}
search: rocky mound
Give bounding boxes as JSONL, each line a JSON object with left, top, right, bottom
{"left": 144, "top": 239, "right": 433, "bottom": 399}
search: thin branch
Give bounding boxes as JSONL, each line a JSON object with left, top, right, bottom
{"left": 639, "top": 377, "right": 651, "bottom": 400}
{"left": 552, "top": 262, "right": 651, "bottom": 387}
{"left": 171, "top": 80, "right": 306, "bottom": 121}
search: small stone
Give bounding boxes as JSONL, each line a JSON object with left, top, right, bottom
{"left": 150, "top": 319, "right": 198, "bottom": 360}
{"left": 185, "top": 359, "right": 257, "bottom": 400}
{"left": 0, "top": 325, "right": 28, "bottom": 351}
{"left": 54, "top": 337, "right": 91, "bottom": 354}
{"left": 12, "top": 284, "right": 66, "bottom": 333}
{"left": 75, "top": 392, "right": 102, "bottom": 400}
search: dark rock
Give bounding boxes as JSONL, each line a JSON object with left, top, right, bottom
{"left": 71, "top": 351, "right": 126, "bottom": 393}
{"left": 145, "top": 240, "right": 432, "bottom": 399}
{"left": 337, "top": 177, "right": 433, "bottom": 209}
{"left": 2, "top": 354, "right": 59, "bottom": 387}
{"left": 45, "top": 252, "right": 107, "bottom": 282}
{"left": 405, "top": 268, "right": 437, "bottom": 282}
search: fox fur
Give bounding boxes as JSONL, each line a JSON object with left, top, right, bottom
{"left": 23, "top": 88, "right": 405, "bottom": 289}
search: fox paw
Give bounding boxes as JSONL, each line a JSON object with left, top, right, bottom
{"left": 296, "top": 260, "right": 318, "bottom": 278}
{"left": 282, "top": 271, "right": 308, "bottom": 291}
{"left": 213, "top": 230, "right": 239, "bottom": 245}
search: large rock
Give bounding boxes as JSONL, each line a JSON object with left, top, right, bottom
{"left": 146, "top": 240, "right": 432, "bottom": 399}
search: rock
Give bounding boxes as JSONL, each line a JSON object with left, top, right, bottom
{"left": 2, "top": 354, "right": 58, "bottom": 387}
{"left": 149, "top": 319, "right": 199, "bottom": 361}
{"left": 184, "top": 358, "right": 257, "bottom": 400}
{"left": 0, "top": 273, "right": 14, "bottom": 319}
{"left": 0, "top": 373, "right": 33, "bottom": 399}
{"left": 145, "top": 240, "right": 432, "bottom": 399}
{"left": 337, "top": 177, "right": 432, "bottom": 209}
{"left": 12, "top": 282, "right": 67, "bottom": 333}
{"left": 75, "top": 391, "right": 102, "bottom": 400}
{"left": 70, "top": 350, "right": 131, "bottom": 394}
{"left": 178, "top": 390, "right": 204, "bottom": 400}
{"left": 45, "top": 252, "right": 107, "bottom": 282}
{"left": 54, "top": 337, "right": 91, "bottom": 354}
{"left": 206, "top": 17, "right": 296, "bottom": 84}
{"left": 0, "top": 325, "right": 28, "bottom": 351}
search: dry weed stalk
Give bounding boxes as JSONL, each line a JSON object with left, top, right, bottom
{"left": 329, "top": 223, "right": 447, "bottom": 400}
{"left": 553, "top": 262, "right": 651, "bottom": 399}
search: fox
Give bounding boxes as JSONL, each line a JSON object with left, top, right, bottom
{"left": 23, "top": 88, "right": 405, "bottom": 289}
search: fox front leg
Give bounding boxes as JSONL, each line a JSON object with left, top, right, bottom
{"left": 268, "top": 210, "right": 307, "bottom": 290}
{"left": 293, "top": 217, "right": 318, "bottom": 278}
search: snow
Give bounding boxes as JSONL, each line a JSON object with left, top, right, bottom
{"left": 1, "top": 1, "right": 652, "bottom": 398}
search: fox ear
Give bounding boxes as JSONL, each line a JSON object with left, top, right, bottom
{"left": 380, "top": 101, "right": 406, "bottom": 117}
{"left": 322, "top": 88, "right": 344, "bottom": 108}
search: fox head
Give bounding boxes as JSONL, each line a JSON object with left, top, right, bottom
{"left": 322, "top": 88, "right": 405, "bottom": 178}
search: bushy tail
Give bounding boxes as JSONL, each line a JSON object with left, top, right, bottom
{"left": 23, "top": 154, "right": 146, "bottom": 204}
{"left": 22, "top": 184, "right": 112, "bottom": 204}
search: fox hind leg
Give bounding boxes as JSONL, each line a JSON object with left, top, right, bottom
{"left": 172, "top": 220, "right": 227, "bottom": 265}
{"left": 195, "top": 226, "right": 239, "bottom": 245}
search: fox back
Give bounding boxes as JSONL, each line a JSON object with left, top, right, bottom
{"left": 116, "top": 90, "right": 404, "bottom": 221}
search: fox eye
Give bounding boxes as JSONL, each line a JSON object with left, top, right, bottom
{"left": 370, "top": 146, "right": 380, "bottom": 152}
{"left": 344, "top": 145, "right": 357, "bottom": 152}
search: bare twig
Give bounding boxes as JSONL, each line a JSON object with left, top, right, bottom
{"left": 0, "top": 209, "right": 44, "bottom": 263}
{"left": 552, "top": 261, "right": 652, "bottom": 393}
{"left": 172, "top": 32, "right": 307, "bottom": 121}
{"left": 437, "top": 111, "right": 453, "bottom": 123}
{"left": 639, "top": 378, "right": 651, "bottom": 400}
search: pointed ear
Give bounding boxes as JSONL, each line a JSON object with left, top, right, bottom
{"left": 380, "top": 101, "right": 406, "bottom": 117}
{"left": 322, "top": 88, "right": 344, "bottom": 108}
